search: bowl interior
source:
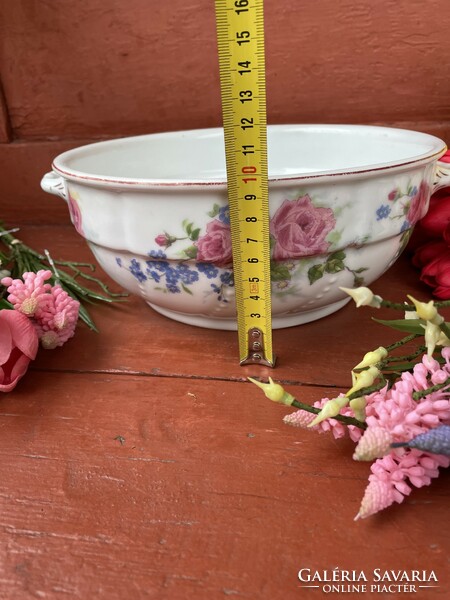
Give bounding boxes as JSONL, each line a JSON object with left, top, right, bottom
{"left": 54, "top": 124, "right": 445, "bottom": 184}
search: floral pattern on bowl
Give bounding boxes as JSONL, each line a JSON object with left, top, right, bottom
{"left": 67, "top": 190, "right": 84, "bottom": 236}
{"left": 376, "top": 180, "right": 429, "bottom": 229}
{"left": 115, "top": 183, "right": 426, "bottom": 305}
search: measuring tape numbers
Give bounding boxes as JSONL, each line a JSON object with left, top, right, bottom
{"left": 215, "top": 0, "right": 275, "bottom": 367}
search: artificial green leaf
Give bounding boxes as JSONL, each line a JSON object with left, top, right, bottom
{"left": 0, "top": 298, "right": 13, "bottom": 310}
{"left": 372, "top": 317, "right": 426, "bottom": 334}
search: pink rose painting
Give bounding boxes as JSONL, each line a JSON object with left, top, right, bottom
{"left": 407, "top": 181, "right": 430, "bottom": 225}
{"left": 67, "top": 191, "right": 84, "bottom": 235}
{"left": 195, "top": 219, "right": 233, "bottom": 266}
{"left": 270, "top": 195, "right": 336, "bottom": 260}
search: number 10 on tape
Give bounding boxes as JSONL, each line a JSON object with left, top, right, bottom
{"left": 215, "top": 0, "right": 275, "bottom": 367}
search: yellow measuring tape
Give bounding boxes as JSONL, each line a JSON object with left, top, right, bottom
{"left": 215, "top": 0, "right": 275, "bottom": 367}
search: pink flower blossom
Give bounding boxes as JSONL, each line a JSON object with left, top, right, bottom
{"left": 0, "top": 309, "right": 38, "bottom": 392}
{"left": 353, "top": 426, "right": 392, "bottom": 461}
{"left": 353, "top": 352, "right": 450, "bottom": 517}
{"left": 270, "top": 195, "right": 335, "bottom": 260}
{"left": 1, "top": 270, "right": 52, "bottom": 316}
{"left": 34, "top": 286, "right": 80, "bottom": 349}
{"left": 355, "top": 450, "right": 450, "bottom": 519}
{"left": 195, "top": 219, "right": 233, "bottom": 266}
{"left": 2, "top": 270, "right": 80, "bottom": 349}
{"left": 284, "top": 350, "right": 450, "bottom": 518}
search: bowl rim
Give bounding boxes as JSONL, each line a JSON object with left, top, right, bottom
{"left": 52, "top": 124, "right": 448, "bottom": 189}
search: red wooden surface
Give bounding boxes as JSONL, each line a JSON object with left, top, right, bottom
{"left": 1, "top": 1, "right": 449, "bottom": 596}
{"left": 0, "top": 0, "right": 449, "bottom": 142}
{"left": 0, "top": 227, "right": 449, "bottom": 599}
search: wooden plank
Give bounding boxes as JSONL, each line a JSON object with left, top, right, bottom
{"left": 0, "top": 225, "right": 434, "bottom": 388}
{"left": 0, "top": 373, "right": 448, "bottom": 599}
{"left": 0, "top": 140, "right": 96, "bottom": 225}
{"left": 0, "top": 81, "right": 12, "bottom": 143}
{"left": 0, "top": 1, "right": 449, "bottom": 140}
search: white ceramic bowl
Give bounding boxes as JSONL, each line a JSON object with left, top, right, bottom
{"left": 41, "top": 125, "right": 450, "bottom": 329}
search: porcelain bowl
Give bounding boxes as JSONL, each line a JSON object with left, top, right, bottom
{"left": 41, "top": 125, "right": 450, "bottom": 329}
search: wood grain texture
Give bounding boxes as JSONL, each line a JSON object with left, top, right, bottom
{"left": 0, "top": 0, "right": 449, "bottom": 593}
{"left": 0, "top": 81, "right": 12, "bottom": 143}
{"left": 0, "top": 226, "right": 448, "bottom": 598}
{"left": 0, "top": 0, "right": 449, "bottom": 140}
{"left": 0, "top": 374, "right": 449, "bottom": 600}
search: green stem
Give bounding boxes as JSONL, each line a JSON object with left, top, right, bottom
{"left": 385, "top": 333, "right": 420, "bottom": 352}
{"left": 412, "top": 376, "right": 450, "bottom": 401}
{"left": 346, "top": 378, "right": 387, "bottom": 401}
{"left": 290, "top": 399, "right": 367, "bottom": 430}
{"left": 384, "top": 345, "right": 426, "bottom": 363}
{"left": 380, "top": 299, "right": 450, "bottom": 311}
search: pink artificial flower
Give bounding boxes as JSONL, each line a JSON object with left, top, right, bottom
{"left": 1, "top": 270, "right": 52, "bottom": 316}
{"left": 353, "top": 351, "right": 450, "bottom": 518}
{"left": 195, "top": 219, "right": 233, "bottom": 266}
{"left": 34, "top": 286, "right": 80, "bottom": 349}
{"left": 355, "top": 450, "right": 450, "bottom": 519}
{"left": 285, "top": 350, "right": 450, "bottom": 518}
{"left": 0, "top": 309, "right": 39, "bottom": 392}
{"left": 270, "top": 195, "right": 335, "bottom": 261}
{"left": 2, "top": 270, "right": 80, "bottom": 349}
{"left": 353, "top": 426, "right": 392, "bottom": 461}
{"left": 284, "top": 395, "right": 363, "bottom": 443}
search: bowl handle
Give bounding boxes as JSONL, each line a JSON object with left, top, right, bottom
{"left": 433, "top": 158, "right": 450, "bottom": 193}
{"left": 40, "top": 172, "right": 68, "bottom": 201}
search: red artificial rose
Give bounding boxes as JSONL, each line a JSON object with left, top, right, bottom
{"left": 0, "top": 309, "right": 39, "bottom": 392}
{"left": 415, "top": 190, "right": 450, "bottom": 239}
{"left": 411, "top": 185, "right": 450, "bottom": 299}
